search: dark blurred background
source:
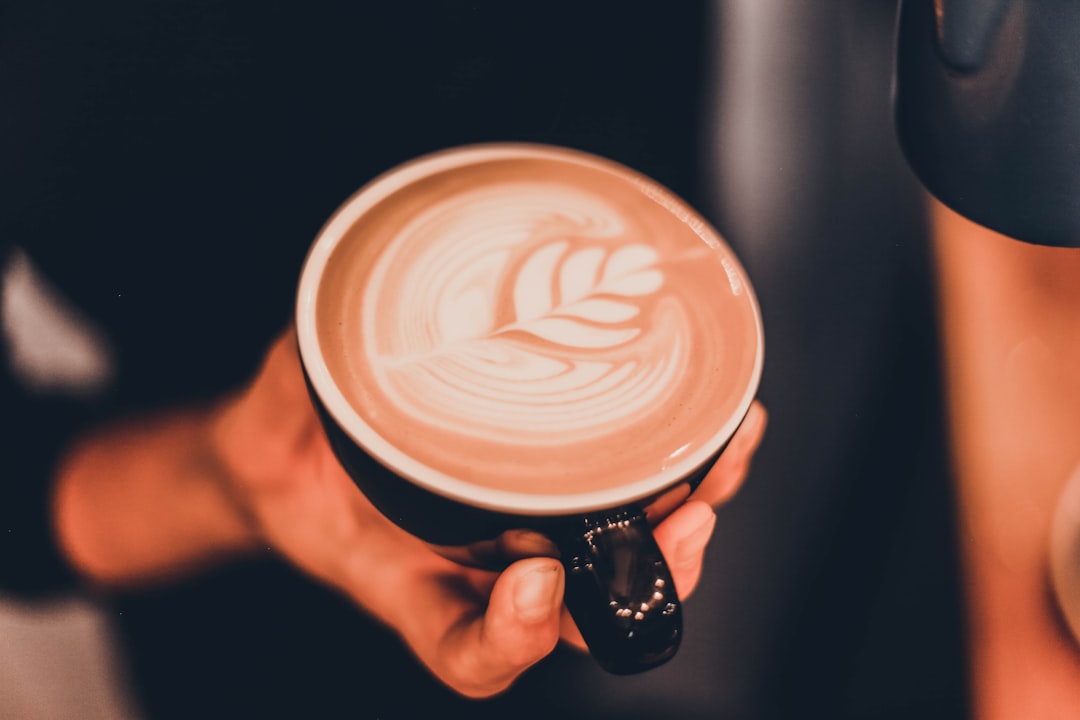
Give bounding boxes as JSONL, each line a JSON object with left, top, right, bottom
{"left": 1, "top": 2, "right": 968, "bottom": 718}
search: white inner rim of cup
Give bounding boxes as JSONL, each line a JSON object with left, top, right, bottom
{"left": 296, "top": 143, "right": 764, "bottom": 515}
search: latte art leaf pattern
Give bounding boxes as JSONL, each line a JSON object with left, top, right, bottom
{"left": 312, "top": 150, "right": 760, "bottom": 497}
{"left": 365, "top": 183, "right": 692, "bottom": 445}
{"left": 507, "top": 241, "right": 662, "bottom": 349}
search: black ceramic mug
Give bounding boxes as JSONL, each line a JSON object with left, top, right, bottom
{"left": 295, "top": 144, "right": 763, "bottom": 674}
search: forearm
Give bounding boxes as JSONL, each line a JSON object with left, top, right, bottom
{"left": 932, "top": 198, "right": 1080, "bottom": 717}
{"left": 53, "top": 404, "right": 262, "bottom": 587}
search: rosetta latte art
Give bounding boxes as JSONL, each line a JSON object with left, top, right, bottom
{"left": 363, "top": 183, "right": 692, "bottom": 444}
{"left": 308, "top": 147, "right": 761, "bottom": 497}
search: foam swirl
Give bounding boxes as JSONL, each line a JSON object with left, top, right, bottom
{"left": 362, "top": 183, "right": 691, "bottom": 444}
{"left": 308, "top": 147, "right": 763, "bottom": 501}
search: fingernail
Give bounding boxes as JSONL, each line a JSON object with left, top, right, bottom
{"left": 676, "top": 511, "right": 717, "bottom": 568}
{"left": 513, "top": 563, "right": 561, "bottom": 624}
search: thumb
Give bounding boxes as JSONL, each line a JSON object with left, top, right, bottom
{"left": 439, "top": 557, "right": 564, "bottom": 698}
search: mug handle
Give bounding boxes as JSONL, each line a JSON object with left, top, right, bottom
{"left": 557, "top": 507, "right": 681, "bottom": 674}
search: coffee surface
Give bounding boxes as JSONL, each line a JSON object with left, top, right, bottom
{"left": 313, "top": 146, "right": 760, "bottom": 501}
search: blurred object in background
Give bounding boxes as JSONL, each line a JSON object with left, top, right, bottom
{"left": 932, "top": 199, "right": 1080, "bottom": 719}
{"left": 897, "top": 1, "right": 1080, "bottom": 715}
{"left": 0, "top": 2, "right": 972, "bottom": 718}
{"left": 2, "top": 250, "right": 134, "bottom": 719}
{"left": 0, "top": 595, "right": 141, "bottom": 720}
{"left": 1051, "top": 465, "right": 1080, "bottom": 648}
{"left": 896, "top": 0, "right": 1080, "bottom": 248}
{"left": 570, "top": 0, "right": 968, "bottom": 716}
{"left": 2, "top": 249, "right": 114, "bottom": 396}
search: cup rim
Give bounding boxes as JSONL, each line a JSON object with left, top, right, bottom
{"left": 296, "top": 142, "right": 764, "bottom": 515}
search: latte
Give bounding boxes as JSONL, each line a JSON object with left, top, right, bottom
{"left": 299, "top": 144, "right": 762, "bottom": 510}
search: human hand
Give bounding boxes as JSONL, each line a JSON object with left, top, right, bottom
{"left": 210, "top": 329, "right": 768, "bottom": 697}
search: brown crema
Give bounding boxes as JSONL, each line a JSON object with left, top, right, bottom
{"left": 313, "top": 145, "right": 761, "bottom": 500}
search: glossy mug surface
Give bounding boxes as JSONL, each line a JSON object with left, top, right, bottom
{"left": 296, "top": 144, "right": 763, "bottom": 674}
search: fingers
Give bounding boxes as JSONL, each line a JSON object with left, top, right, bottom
{"left": 653, "top": 500, "right": 717, "bottom": 598}
{"left": 558, "top": 608, "right": 588, "bottom": 651}
{"left": 369, "top": 401, "right": 766, "bottom": 689}
{"left": 555, "top": 402, "right": 766, "bottom": 653}
{"left": 691, "top": 400, "right": 768, "bottom": 507}
{"left": 429, "top": 557, "right": 564, "bottom": 698}
{"left": 386, "top": 398, "right": 765, "bottom": 687}
{"left": 558, "top": 500, "right": 719, "bottom": 651}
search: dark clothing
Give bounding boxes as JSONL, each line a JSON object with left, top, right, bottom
{"left": 1, "top": 2, "right": 969, "bottom": 718}
{"left": 1, "top": 0, "right": 708, "bottom": 591}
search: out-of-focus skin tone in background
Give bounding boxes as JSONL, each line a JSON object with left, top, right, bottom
{"left": 5, "top": 2, "right": 1080, "bottom": 716}
{"left": 933, "top": 198, "right": 1080, "bottom": 718}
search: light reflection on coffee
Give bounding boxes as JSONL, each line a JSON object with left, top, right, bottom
{"left": 315, "top": 145, "right": 760, "bottom": 500}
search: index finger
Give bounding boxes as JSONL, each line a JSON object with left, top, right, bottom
{"left": 690, "top": 401, "right": 767, "bottom": 507}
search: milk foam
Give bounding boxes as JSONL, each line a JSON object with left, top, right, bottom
{"left": 306, "top": 146, "right": 762, "bottom": 505}
{"left": 365, "top": 183, "right": 689, "bottom": 444}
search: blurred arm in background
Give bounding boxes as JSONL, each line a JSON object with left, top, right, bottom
{"left": 933, "top": 198, "right": 1080, "bottom": 718}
